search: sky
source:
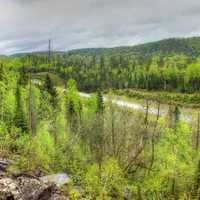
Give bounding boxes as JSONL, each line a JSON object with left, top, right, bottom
{"left": 0, "top": 0, "right": 200, "bottom": 54}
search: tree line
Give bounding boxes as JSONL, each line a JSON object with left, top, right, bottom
{"left": 6, "top": 52, "right": 200, "bottom": 93}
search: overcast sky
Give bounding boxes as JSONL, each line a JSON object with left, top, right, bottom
{"left": 0, "top": 0, "right": 200, "bottom": 54}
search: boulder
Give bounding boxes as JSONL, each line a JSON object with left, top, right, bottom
{"left": 0, "top": 175, "right": 69, "bottom": 200}
{"left": 40, "top": 173, "right": 70, "bottom": 187}
{"left": 0, "top": 159, "right": 69, "bottom": 199}
{"left": 0, "top": 178, "right": 22, "bottom": 200}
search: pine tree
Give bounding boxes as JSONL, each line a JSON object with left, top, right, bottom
{"left": 174, "top": 105, "right": 180, "bottom": 124}
{"left": 67, "top": 99, "right": 76, "bottom": 130}
{"left": 44, "top": 74, "right": 58, "bottom": 109}
{"left": 65, "top": 79, "right": 82, "bottom": 131}
{"left": 44, "top": 74, "right": 52, "bottom": 93}
{"left": 28, "top": 72, "right": 37, "bottom": 135}
{"left": 0, "top": 63, "right": 7, "bottom": 82}
{"left": 96, "top": 89, "right": 104, "bottom": 114}
{"left": 0, "top": 64, "right": 7, "bottom": 121}
{"left": 15, "top": 84, "right": 28, "bottom": 132}
{"left": 19, "top": 66, "right": 28, "bottom": 85}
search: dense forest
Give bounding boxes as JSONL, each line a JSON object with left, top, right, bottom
{"left": 9, "top": 37, "right": 200, "bottom": 93}
{"left": 1, "top": 37, "right": 200, "bottom": 199}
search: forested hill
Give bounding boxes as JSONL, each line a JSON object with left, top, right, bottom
{"left": 11, "top": 36, "right": 200, "bottom": 58}
{"left": 67, "top": 37, "right": 200, "bottom": 57}
{"left": 6, "top": 36, "right": 200, "bottom": 93}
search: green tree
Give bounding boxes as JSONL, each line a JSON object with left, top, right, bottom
{"left": 15, "top": 84, "right": 28, "bottom": 132}
{"left": 96, "top": 89, "right": 104, "bottom": 114}
{"left": 19, "top": 66, "right": 28, "bottom": 86}
{"left": 142, "top": 120, "right": 196, "bottom": 199}
{"left": 44, "top": 74, "right": 58, "bottom": 109}
{"left": 65, "top": 79, "right": 82, "bottom": 131}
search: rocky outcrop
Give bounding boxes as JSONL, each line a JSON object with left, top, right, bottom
{"left": 0, "top": 175, "right": 69, "bottom": 200}
{"left": 40, "top": 174, "right": 70, "bottom": 187}
{"left": 0, "top": 159, "right": 69, "bottom": 200}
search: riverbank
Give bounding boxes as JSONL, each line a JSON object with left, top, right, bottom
{"left": 80, "top": 92, "right": 196, "bottom": 122}
{"left": 112, "top": 89, "right": 200, "bottom": 108}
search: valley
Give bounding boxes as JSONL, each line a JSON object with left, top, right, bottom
{"left": 1, "top": 37, "right": 200, "bottom": 199}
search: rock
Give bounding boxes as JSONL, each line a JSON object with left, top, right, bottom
{"left": 0, "top": 178, "right": 22, "bottom": 200}
{"left": 40, "top": 173, "right": 70, "bottom": 187}
{"left": 0, "top": 159, "right": 69, "bottom": 199}
{"left": 0, "top": 175, "right": 69, "bottom": 200}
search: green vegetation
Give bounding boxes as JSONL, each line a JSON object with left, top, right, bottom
{"left": 114, "top": 89, "right": 200, "bottom": 108}
{"left": 10, "top": 37, "right": 200, "bottom": 93}
{"left": 1, "top": 37, "right": 200, "bottom": 199}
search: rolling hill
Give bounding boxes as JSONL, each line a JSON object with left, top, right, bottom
{"left": 10, "top": 36, "right": 200, "bottom": 58}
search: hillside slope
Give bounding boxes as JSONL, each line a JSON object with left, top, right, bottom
{"left": 67, "top": 37, "right": 200, "bottom": 57}
{"left": 11, "top": 36, "right": 200, "bottom": 58}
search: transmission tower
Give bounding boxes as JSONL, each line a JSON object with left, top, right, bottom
{"left": 48, "top": 39, "right": 51, "bottom": 58}
{"left": 48, "top": 39, "right": 51, "bottom": 68}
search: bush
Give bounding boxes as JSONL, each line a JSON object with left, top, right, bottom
{"left": 82, "top": 158, "right": 127, "bottom": 199}
{"left": 19, "top": 122, "right": 56, "bottom": 173}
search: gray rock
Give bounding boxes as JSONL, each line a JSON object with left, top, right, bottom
{"left": 0, "top": 175, "right": 69, "bottom": 200}
{"left": 0, "top": 178, "right": 23, "bottom": 200}
{"left": 40, "top": 173, "right": 70, "bottom": 187}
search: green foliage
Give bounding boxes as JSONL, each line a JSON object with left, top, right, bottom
{"left": 19, "top": 66, "right": 28, "bottom": 85}
{"left": 5, "top": 37, "right": 199, "bottom": 93}
{"left": 114, "top": 88, "right": 200, "bottom": 108}
{"left": 38, "top": 89, "right": 53, "bottom": 120}
{"left": 44, "top": 73, "right": 58, "bottom": 109}
{"left": 1, "top": 38, "right": 200, "bottom": 199}
{"left": 65, "top": 79, "right": 82, "bottom": 130}
{"left": 82, "top": 158, "right": 127, "bottom": 199}
{"left": 19, "top": 122, "right": 56, "bottom": 173}
{"left": 141, "top": 121, "right": 196, "bottom": 199}
{"left": 86, "top": 93, "right": 98, "bottom": 115}
{"left": 96, "top": 90, "right": 104, "bottom": 114}
{"left": 15, "top": 84, "right": 28, "bottom": 132}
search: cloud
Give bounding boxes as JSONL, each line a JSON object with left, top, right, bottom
{"left": 0, "top": 0, "right": 200, "bottom": 54}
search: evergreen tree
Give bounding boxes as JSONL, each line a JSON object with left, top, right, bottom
{"left": 65, "top": 79, "right": 82, "bottom": 131}
{"left": 174, "top": 105, "right": 181, "bottom": 124}
{"left": 28, "top": 72, "right": 37, "bottom": 135}
{"left": 19, "top": 66, "right": 28, "bottom": 85}
{"left": 44, "top": 74, "right": 58, "bottom": 109}
{"left": 0, "top": 64, "right": 5, "bottom": 81}
{"left": 67, "top": 99, "right": 76, "bottom": 130}
{"left": 15, "top": 84, "right": 27, "bottom": 132}
{"left": 0, "top": 64, "right": 7, "bottom": 121}
{"left": 96, "top": 89, "right": 104, "bottom": 114}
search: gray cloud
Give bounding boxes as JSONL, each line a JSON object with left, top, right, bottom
{"left": 0, "top": 0, "right": 200, "bottom": 54}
